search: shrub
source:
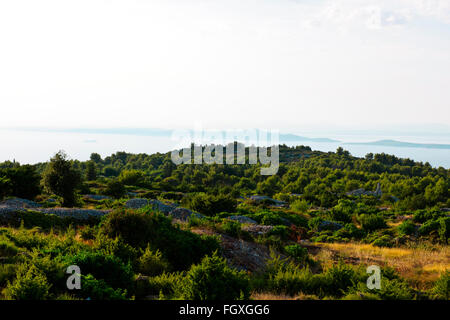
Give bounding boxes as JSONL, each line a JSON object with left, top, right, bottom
{"left": 177, "top": 252, "right": 250, "bottom": 300}
{"left": 4, "top": 264, "right": 51, "bottom": 300}
{"left": 64, "top": 251, "right": 134, "bottom": 291}
{"left": 322, "top": 262, "right": 358, "bottom": 297}
{"left": 412, "top": 209, "right": 446, "bottom": 223}
{"left": 418, "top": 219, "right": 440, "bottom": 236}
{"left": 143, "top": 272, "right": 184, "bottom": 297}
{"left": 220, "top": 220, "right": 241, "bottom": 238}
{"left": 0, "top": 264, "right": 17, "bottom": 287}
{"left": 284, "top": 244, "right": 309, "bottom": 264}
{"left": 438, "top": 217, "right": 450, "bottom": 244}
{"left": 138, "top": 246, "right": 170, "bottom": 276}
{"left": 118, "top": 169, "right": 144, "bottom": 186}
{"left": 371, "top": 235, "right": 393, "bottom": 247}
{"left": 430, "top": 271, "right": 449, "bottom": 300}
{"left": 268, "top": 225, "right": 290, "bottom": 240}
{"left": 358, "top": 214, "right": 387, "bottom": 232}
{"left": 290, "top": 199, "right": 310, "bottom": 213}
{"left": 397, "top": 220, "right": 416, "bottom": 236}
{"left": 308, "top": 217, "right": 323, "bottom": 231}
{"left": 78, "top": 274, "right": 127, "bottom": 300}
{"left": 94, "top": 234, "right": 138, "bottom": 265}
{"left": 376, "top": 278, "right": 415, "bottom": 300}
{"left": 103, "top": 179, "right": 126, "bottom": 199}
{"left": 183, "top": 193, "right": 237, "bottom": 216}
{"left": 100, "top": 208, "right": 220, "bottom": 270}
{"left": 79, "top": 225, "right": 97, "bottom": 241}
{"left": 0, "top": 239, "right": 19, "bottom": 257}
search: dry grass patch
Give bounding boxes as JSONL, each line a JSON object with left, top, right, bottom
{"left": 315, "top": 242, "right": 450, "bottom": 288}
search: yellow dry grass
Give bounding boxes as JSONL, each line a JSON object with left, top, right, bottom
{"left": 315, "top": 242, "right": 450, "bottom": 287}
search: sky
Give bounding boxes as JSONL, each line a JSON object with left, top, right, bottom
{"left": 0, "top": 0, "right": 449, "bottom": 132}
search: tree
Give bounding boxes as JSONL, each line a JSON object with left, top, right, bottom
{"left": 0, "top": 176, "right": 12, "bottom": 200}
{"left": 86, "top": 161, "right": 97, "bottom": 181}
{"left": 104, "top": 179, "right": 126, "bottom": 199}
{"left": 42, "top": 151, "right": 82, "bottom": 207}
{"left": 90, "top": 153, "right": 102, "bottom": 163}
{"left": 0, "top": 165, "right": 41, "bottom": 200}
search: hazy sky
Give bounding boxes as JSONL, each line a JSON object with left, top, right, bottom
{"left": 1, "top": 0, "right": 449, "bottom": 131}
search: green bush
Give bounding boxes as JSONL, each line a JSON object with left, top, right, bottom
{"left": 220, "top": 220, "right": 241, "bottom": 238}
{"left": 183, "top": 193, "right": 237, "bottom": 216}
{"left": 290, "top": 199, "right": 310, "bottom": 213}
{"left": 284, "top": 244, "right": 309, "bottom": 264}
{"left": 94, "top": 234, "right": 138, "bottom": 266}
{"left": 321, "top": 262, "right": 359, "bottom": 297}
{"left": 138, "top": 246, "right": 170, "bottom": 276}
{"left": 100, "top": 208, "right": 220, "bottom": 270}
{"left": 177, "top": 252, "right": 250, "bottom": 300}
{"left": 371, "top": 235, "right": 393, "bottom": 247}
{"left": 144, "top": 272, "right": 184, "bottom": 297}
{"left": 397, "top": 220, "right": 416, "bottom": 236}
{"left": 438, "top": 217, "right": 450, "bottom": 244}
{"left": 430, "top": 271, "right": 449, "bottom": 300}
{"left": 0, "top": 264, "right": 17, "bottom": 287}
{"left": 78, "top": 274, "right": 127, "bottom": 300}
{"left": 412, "top": 209, "right": 446, "bottom": 223}
{"left": 64, "top": 251, "right": 134, "bottom": 291}
{"left": 418, "top": 219, "right": 440, "bottom": 236}
{"left": 103, "top": 179, "right": 126, "bottom": 199}
{"left": 0, "top": 239, "right": 19, "bottom": 257}
{"left": 358, "top": 214, "right": 387, "bottom": 232}
{"left": 376, "top": 278, "right": 415, "bottom": 300}
{"left": 4, "top": 264, "right": 51, "bottom": 300}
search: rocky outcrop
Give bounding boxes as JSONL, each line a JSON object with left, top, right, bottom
{"left": 249, "top": 195, "right": 287, "bottom": 207}
{"left": 227, "top": 215, "right": 257, "bottom": 224}
{"left": 124, "top": 198, "right": 203, "bottom": 222}
{"left": 346, "top": 183, "right": 382, "bottom": 197}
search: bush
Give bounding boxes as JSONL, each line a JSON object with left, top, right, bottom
{"left": 322, "top": 262, "right": 358, "bottom": 297}
{"left": 290, "top": 199, "right": 310, "bottom": 213}
{"left": 143, "top": 272, "right": 184, "bottom": 297}
{"left": 430, "top": 271, "right": 449, "bottom": 300}
{"left": 138, "top": 246, "right": 170, "bottom": 276}
{"left": 177, "top": 252, "right": 250, "bottom": 300}
{"left": 118, "top": 169, "right": 145, "bottom": 186}
{"left": 104, "top": 179, "right": 126, "bottom": 199}
{"left": 438, "top": 217, "right": 450, "bottom": 244}
{"left": 4, "top": 264, "right": 51, "bottom": 300}
{"left": 358, "top": 214, "right": 387, "bottom": 232}
{"left": 376, "top": 278, "right": 415, "bottom": 300}
{"left": 64, "top": 251, "right": 134, "bottom": 291}
{"left": 78, "top": 274, "right": 127, "bottom": 300}
{"left": 0, "top": 239, "right": 19, "bottom": 257}
{"left": 308, "top": 216, "right": 323, "bottom": 231}
{"left": 284, "top": 244, "right": 309, "bottom": 264}
{"left": 412, "top": 209, "right": 446, "bottom": 223}
{"left": 397, "top": 220, "right": 416, "bottom": 236}
{"left": 100, "top": 208, "right": 220, "bottom": 270}
{"left": 418, "top": 219, "right": 440, "bottom": 236}
{"left": 183, "top": 193, "right": 237, "bottom": 216}
{"left": 220, "top": 220, "right": 241, "bottom": 238}
{"left": 94, "top": 234, "right": 138, "bottom": 265}
{"left": 371, "top": 235, "right": 393, "bottom": 247}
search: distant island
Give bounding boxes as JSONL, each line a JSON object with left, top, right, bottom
{"left": 345, "top": 139, "right": 450, "bottom": 150}
{"left": 279, "top": 134, "right": 339, "bottom": 143}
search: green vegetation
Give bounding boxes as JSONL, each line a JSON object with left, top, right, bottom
{"left": 0, "top": 145, "right": 448, "bottom": 300}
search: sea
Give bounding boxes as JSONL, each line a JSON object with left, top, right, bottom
{"left": 0, "top": 129, "right": 449, "bottom": 169}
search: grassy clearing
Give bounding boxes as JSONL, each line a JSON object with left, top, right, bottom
{"left": 315, "top": 242, "right": 450, "bottom": 289}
